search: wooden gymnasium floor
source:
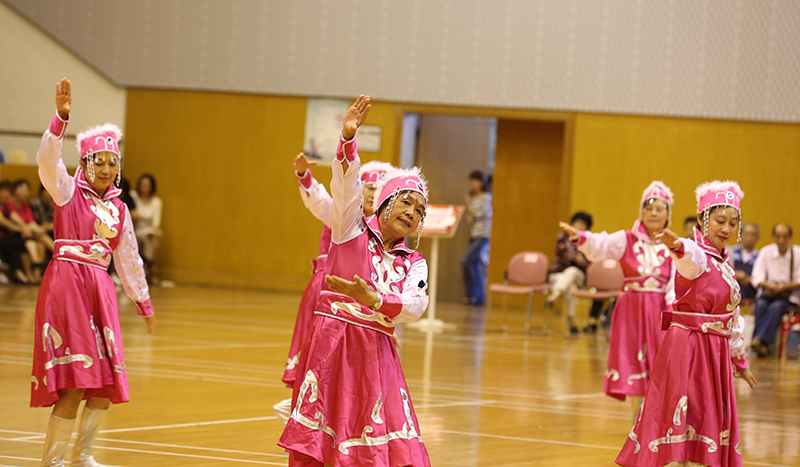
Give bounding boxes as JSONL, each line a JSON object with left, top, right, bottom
{"left": 1, "top": 284, "right": 798, "bottom": 467}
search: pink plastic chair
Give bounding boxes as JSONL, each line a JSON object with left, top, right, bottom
{"left": 485, "top": 251, "right": 550, "bottom": 332}
{"left": 570, "top": 259, "right": 625, "bottom": 328}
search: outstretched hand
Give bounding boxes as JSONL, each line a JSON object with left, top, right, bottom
{"left": 55, "top": 78, "right": 71, "bottom": 119}
{"left": 655, "top": 229, "right": 681, "bottom": 250}
{"left": 739, "top": 370, "right": 757, "bottom": 389}
{"left": 558, "top": 222, "right": 581, "bottom": 242}
{"left": 325, "top": 274, "right": 378, "bottom": 308}
{"left": 293, "top": 153, "right": 318, "bottom": 176}
{"left": 144, "top": 315, "right": 157, "bottom": 335}
{"left": 342, "top": 94, "right": 371, "bottom": 140}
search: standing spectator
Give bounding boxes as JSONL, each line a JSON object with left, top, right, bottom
{"left": 731, "top": 222, "right": 760, "bottom": 300}
{"left": 131, "top": 174, "right": 162, "bottom": 282}
{"left": 547, "top": 211, "right": 593, "bottom": 334}
{"left": 750, "top": 223, "right": 800, "bottom": 357}
{"left": 683, "top": 215, "right": 698, "bottom": 238}
{"left": 30, "top": 184, "right": 56, "bottom": 241}
{"left": 462, "top": 170, "right": 492, "bottom": 306}
{"left": 6, "top": 179, "right": 52, "bottom": 281}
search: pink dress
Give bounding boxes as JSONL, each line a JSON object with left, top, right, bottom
{"left": 577, "top": 221, "right": 674, "bottom": 401}
{"left": 616, "top": 229, "right": 749, "bottom": 467}
{"left": 282, "top": 169, "right": 333, "bottom": 387}
{"left": 30, "top": 113, "right": 153, "bottom": 407}
{"left": 278, "top": 135, "right": 431, "bottom": 467}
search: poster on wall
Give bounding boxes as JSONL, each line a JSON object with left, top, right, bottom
{"left": 303, "top": 98, "right": 350, "bottom": 166}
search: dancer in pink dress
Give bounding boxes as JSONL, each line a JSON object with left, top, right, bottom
{"left": 278, "top": 95, "right": 431, "bottom": 466}
{"left": 560, "top": 182, "right": 675, "bottom": 413}
{"left": 617, "top": 181, "right": 758, "bottom": 467}
{"left": 31, "top": 78, "right": 156, "bottom": 467}
{"left": 273, "top": 154, "right": 393, "bottom": 423}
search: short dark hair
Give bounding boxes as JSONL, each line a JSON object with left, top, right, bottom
{"left": 12, "top": 179, "right": 29, "bottom": 192}
{"left": 571, "top": 211, "right": 593, "bottom": 230}
{"left": 742, "top": 222, "right": 760, "bottom": 235}
{"left": 772, "top": 223, "right": 793, "bottom": 237}
{"left": 136, "top": 173, "right": 157, "bottom": 196}
{"left": 469, "top": 170, "right": 485, "bottom": 182}
{"left": 0, "top": 180, "right": 11, "bottom": 191}
{"left": 684, "top": 215, "right": 698, "bottom": 226}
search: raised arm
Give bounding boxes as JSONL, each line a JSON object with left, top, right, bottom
{"left": 294, "top": 153, "right": 332, "bottom": 226}
{"left": 657, "top": 229, "right": 707, "bottom": 280}
{"left": 37, "top": 78, "right": 75, "bottom": 207}
{"left": 329, "top": 95, "right": 371, "bottom": 244}
{"left": 574, "top": 229, "right": 627, "bottom": 262}
{"left": 112, "top": 205, "right": 156, "bottom": 332}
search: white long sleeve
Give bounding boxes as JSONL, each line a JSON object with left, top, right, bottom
{"left": 329, "top": 137, "right": 364, "bottom": 245}
{"left": 36, "top": 129, "right": 75, "bottom": 207}
{"left": 577, "top": 230, "right": 627, "bottom": 261}
{"left": 670, "top": 239, "right": 708, "bottom": 280}
{"left": 112, "top": 206, "right": 153, "bottom": 316}
{"left": 391, "top": 259, "right": 430, "bottom": 324}
{"left": 298, "top": 176, "right": 333, "bottom": 227}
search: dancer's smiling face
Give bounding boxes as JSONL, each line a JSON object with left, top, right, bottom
{"left": 81, "top": 151, "right": 119, "bottom": 195}
{"left": 700, "top": 206, "right": 739, "bottom": 252}
{"left": 378, "top": 191, "right": 426, "bottom": 243}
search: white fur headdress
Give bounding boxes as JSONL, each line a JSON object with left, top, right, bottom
{"left": 372, "top": 166, "right": 429, "bottom": 216}
{"left": 75, "top": 123, "right": 123, "bottom": 159}
{"left": 695, "top": 180, "right": 744, "bottom": 214}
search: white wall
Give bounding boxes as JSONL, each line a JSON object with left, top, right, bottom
{"left": 0, "top": 2, "right": 125, "bottom": 169}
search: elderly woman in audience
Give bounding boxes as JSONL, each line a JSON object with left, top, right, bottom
{"left": 131, "top": 174, "right": 162, "bottom": 282}
{"left": 31, "top": 183, "right": 56, "bottom": 241}
{"left": 5, "top": 179, "right": 53, "bottom": 281}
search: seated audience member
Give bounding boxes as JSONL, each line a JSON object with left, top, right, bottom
{"left": 131, "top": 174, "right": 162, "bottom": 282}
{"left": 750, "top": 223, "right": 800, "bottom": 357}
{"left": 547, "top": 211, "right": 592, "bottom": 334}
{"left": 683, "top": 215, "right": 699, "bottom": 238}
{"left": 5, "top": 179, "right": 52, "bottom": 281}
{"left": 0, "top": 180, "right": 33, "bottom": 283}
{"left": 30, "top": 184, "right": 55, "bottom": 240}
{"left": 732, "top": 222, "right": 760, "bottom": 300}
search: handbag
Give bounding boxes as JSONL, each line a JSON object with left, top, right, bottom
{"left": 760, "top": 247, "right": 794, "bottom": 300}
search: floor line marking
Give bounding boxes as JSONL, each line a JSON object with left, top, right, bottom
{"left": 98, "top": 415, "right": 278, "bottom": 433}
{"left": 94, "top": 437, "right": 287, "bottom": 458}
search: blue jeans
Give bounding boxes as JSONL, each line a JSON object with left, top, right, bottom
{"left": 463, "top": 237, "right": 489, "bottom": 305}
{"left": 752, "top": 297, "right": 792, "bottom": 346}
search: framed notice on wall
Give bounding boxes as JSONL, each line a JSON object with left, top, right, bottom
{"left": 357, "top": 125, "right": 382, "bottom": 153}
{"left": 303, "top": 98, "right": 349, "bottom": 167}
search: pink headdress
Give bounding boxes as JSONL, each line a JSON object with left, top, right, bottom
{"left": 372, "top": 167, "right": 429, "bottom": 249}
{"left": 640, "top": 180, "right": 674, "bottom": 225}
{"left": 695, "top": 180, "right": 745, "bottom": 241}
{"left": 75, "top": 123, "right": 123, "bottom": 185}
{"left": 359, "top": 161, "right": 394, "bottom": 185}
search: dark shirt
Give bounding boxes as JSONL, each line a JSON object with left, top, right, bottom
{"left": 549, "top": 231, "right": 590, "bottom": 275}
{"left": 731, "top": 245, "right": 758, "bottom": 299}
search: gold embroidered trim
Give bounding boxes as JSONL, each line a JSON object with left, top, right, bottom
{"left": 720, "top": 429, "right": 730, "bottom": 446}
{"left": 605, "top": 369, "right": 620, "bottom": 382}
{"left": 331, "top": 301, "right": 395, "bottom": 328}
{"left": 648, "top": 425, "right": 718, "bottom": 453}
{"left": 673, "top": 396, "right": 688, "bottom": 426}
{"left": 637, "top": 345, "right": 647, "bottom": 363}
{"left": 291, "top": 370, "right": 338, "bottom": 448}
{"left": 627, "top": 371, "right": 649, "bottom": 386}
{"left": 42, "top": 323, "right": 93, "bottom": 370}
{"left": 628, "top": 427, "right": 640, "bottom": 454}
{"left": 286, "top": 353, "right": 300, "bottom": 370}
{"left": 371, "top": 394, "right": 384, "bottom": 424}
{"left": 31, "top": 375, "right": 39, "bottom": 390}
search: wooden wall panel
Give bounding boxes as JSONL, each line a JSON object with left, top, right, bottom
{"left": 571, "top": 114, "right": 800, "bottom": 247}
{"left": 123, "top": 89, "right": 396, "bottom": 291}
{"left": 489, "top": 120, "right": 566, "bottom": 293}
